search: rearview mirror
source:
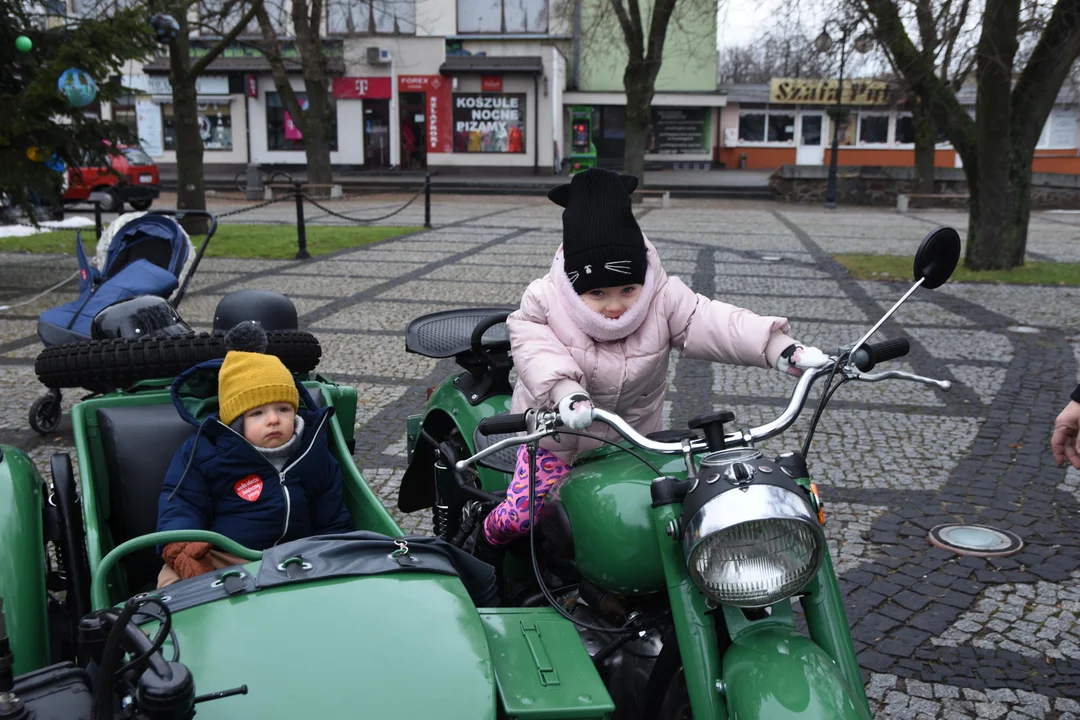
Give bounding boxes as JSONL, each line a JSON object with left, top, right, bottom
{"left": 913, "top": 226, "right": 960, "bottom": 289}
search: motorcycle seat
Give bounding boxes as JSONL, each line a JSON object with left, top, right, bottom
{"left": 405, "top": 307, "right": 512, "bottom": 359}
{"left": 472, "top": 426, "right": 519, "bottom": 474}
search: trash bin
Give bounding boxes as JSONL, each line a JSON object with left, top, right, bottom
{"left": 739, "top": 153, "right": 747, "bottom": 169}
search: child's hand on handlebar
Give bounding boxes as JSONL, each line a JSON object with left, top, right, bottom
{"left": 776, "top": 343, "right": 830, "bottom": 378}
{"left": 557, "top": 392, "right": 595, "bottom": 430}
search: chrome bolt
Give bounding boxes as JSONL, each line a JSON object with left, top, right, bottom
{"left": 666, "top": 519, "right": 679, "bottom": 537}
{"left": 715, "top": 680, "right": 726, "bottom": 696}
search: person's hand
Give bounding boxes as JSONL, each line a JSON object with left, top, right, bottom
{"left": 776, "top": 343, "right": 830, "bottom": 378}
{"left": 1052, "top": 400, "right": 1080, "bottom": 469}
{"left": 557, "top": 392, "right": 594, "bottom": 430}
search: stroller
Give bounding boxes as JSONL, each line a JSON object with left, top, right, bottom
{"left": 30, "top": 210, "right": 216, "bottom": 433}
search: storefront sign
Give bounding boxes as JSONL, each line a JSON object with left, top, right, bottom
{"left": 145, "top": 74, "right": 230, "bottom": 97}
{"left": 398, "top": 76, "right": 453, "bottom": 153}
{"left": 332, "top": 76, "right": 392, "bottom": 100}
{"left": 136, "top": 99, "right": 163, "bottom": 156}
{"left": 481, "top": 75, "right": 503, "bottom": 92}
{"left": 246, "top": 74, "right": 258, "bottom": 99}
{"left": 649, "top": 107, "right": 707, "bottom": 154}
{"left": 452, "top": 94, "right": 526, "bottom": 153}
{"left": 769, "top": 78, "right": 895, "bottom": 105}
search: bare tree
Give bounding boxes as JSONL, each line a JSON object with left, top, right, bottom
{"left": 858, "top": 0, "right": 1080, "bottom": 270}
{"left": 718, "top": 35, "right": 834, "bottom": 84}
{"left": 566, "top": 0, "right": 717, "bottom": 185}
{"left": 165, "top": 0, "right": 264, "bottom": 222}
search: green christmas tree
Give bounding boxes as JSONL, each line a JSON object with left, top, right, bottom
{"left": 0, "top": 1, "right": 157, "bottom": 221}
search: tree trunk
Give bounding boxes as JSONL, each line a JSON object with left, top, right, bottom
{"left": 623, "top": 62, "right": 657, "bottom": 188}
{"left": 912, "top": 100, "right": 936, "bottom": 195}
{"left": 302, "top": 83, "right": 334, "bottom": 191}
{"left": 965, "top": 0, "right": 1020, "bottom": 270}
{"left": 169, "top": 12, "right": 207, "bottom": 233}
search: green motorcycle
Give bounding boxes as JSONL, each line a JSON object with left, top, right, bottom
{"left": 398, "top": 227, "right": 962, "bottom": 718}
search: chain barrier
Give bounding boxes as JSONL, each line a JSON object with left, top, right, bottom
{"left": 301, "top": 190, "right": 421, "bottom": 224}
{"left": 214, "top": 195, "right": 292, "bottom": 219}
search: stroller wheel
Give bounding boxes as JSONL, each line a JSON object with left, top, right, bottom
{"left": 30, "top": 390, "right": 62, "bottom": 435}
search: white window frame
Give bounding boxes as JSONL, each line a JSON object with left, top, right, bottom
{"left": 795, "top": 111, "right": 826, "bottom": 147}
{"left": 736, "top": 110, "right": 797, "bottom": 147}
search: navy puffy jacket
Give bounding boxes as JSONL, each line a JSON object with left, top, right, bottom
{"left": 156, "top": 358, "right": 354, "bottom": 550}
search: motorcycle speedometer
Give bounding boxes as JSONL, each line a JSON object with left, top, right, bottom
{"left": 680, "top": 456, "right": 825, "bottom": 608}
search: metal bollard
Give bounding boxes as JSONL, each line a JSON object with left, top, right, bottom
{"left": 294, "top": 180, "right": 310, "bottom": 260}
{"left": 424, "top": 173, "right": 432, "bottom": 229}
{"left": 94, "top": 200, "right": 102, "bottom": 240}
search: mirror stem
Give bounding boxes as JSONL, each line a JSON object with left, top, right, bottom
{"left": 845, "top": 277, "right": 925, "bottom": 373}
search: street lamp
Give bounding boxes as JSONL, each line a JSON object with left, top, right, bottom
{"left": 816, "top": 20, "right": 874, "bottom": 209}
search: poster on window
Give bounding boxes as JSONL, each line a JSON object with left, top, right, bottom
{"left": 284, "top": 98, "right": 309, "bottom": 140}
{"left": 198, "top": 101, "right": 233, "bottom": 150}
{"left": 136, "top": 99, "right": 163, "bottom": 156}
{"left": 452, "top": 93, "right": 526, "bottom": 153}
{"left": 648, "top": 108, "right": 707, "bottom": 154}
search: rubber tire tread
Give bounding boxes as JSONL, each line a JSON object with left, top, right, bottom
{"left": 34, "top": 330, "right": 321, "bottom": 389}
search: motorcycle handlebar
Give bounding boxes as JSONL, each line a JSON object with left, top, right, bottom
{"left": 852, "top": 337, "right": 910, "bottom": 372}
{"left": 456, "top": 338, "right": 944, "bottom": 471}
{"left": 477, "top": 412, "right": 530, "bottom": 436}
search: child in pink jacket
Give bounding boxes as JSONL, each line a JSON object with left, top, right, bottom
{"left": 481, "top": 168, "right": 828, "bottom": 548}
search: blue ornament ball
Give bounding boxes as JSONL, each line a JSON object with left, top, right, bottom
{"left": 149, "top": 13, "right": 180, "bottom": 44}
{"left": 57, "top": 68, "right": 98, "bottom": 108}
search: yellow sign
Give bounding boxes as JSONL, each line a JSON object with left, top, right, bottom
{"left": 769, "top": 78, "right": 896, "bottom": 106}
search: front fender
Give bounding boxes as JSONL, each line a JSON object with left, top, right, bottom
{"left": 0, "top": 446, "right": 49, "bottom": 675}
{"left": 398, "top": 375, "right": 511, "bottom": 513}
{"left": 723, "top": 628, "right": 872, "bottom": 720}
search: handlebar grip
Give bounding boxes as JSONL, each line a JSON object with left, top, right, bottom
{"left": 853, "top": 337, "right": 910, "bottom": 372}
{"left": 477, "top": 413, "right": 528, "bottom": 436}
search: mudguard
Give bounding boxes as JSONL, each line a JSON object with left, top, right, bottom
{"left": 0, "top": 446, "right": 49, "bottom": 675}
{"left": 398, "top": 374, "right": 511, "bottom": 512}
{"left": 722, "top": 628, "right": 872, "bottom": 720}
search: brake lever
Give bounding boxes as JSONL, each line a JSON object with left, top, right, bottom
{"left": 853, "top": 369, "right": 952, "bottom": 391}
{"left": 453, "top": 411, "right": 559, "bottom": 472}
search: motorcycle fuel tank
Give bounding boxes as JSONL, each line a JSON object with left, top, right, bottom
{"left": 553, "top": 446, "right": 689, "bottom": 597}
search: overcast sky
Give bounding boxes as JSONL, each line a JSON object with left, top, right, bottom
{"left": 717, "top": 0, "right": 774, "bottom": 50}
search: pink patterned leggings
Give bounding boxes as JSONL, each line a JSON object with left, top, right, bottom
{"left": 482, "top": 445, "right": 572, "bottom": 546}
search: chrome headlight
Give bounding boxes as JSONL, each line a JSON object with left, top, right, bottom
{"left": 681, "top": 454, "right": 825, "bottom": 608}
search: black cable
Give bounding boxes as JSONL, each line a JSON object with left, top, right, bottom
{"left": 92, "top": 602, "right": 140, "bottom": 720}
{"left": 800, "top": 357, "right": 847, "bottom": 459}
{"left": 550, "top": 429, "right": 665, "bottom": 476}
{"left": 122, "top": 598, "right": 177, "bottom": 674}
{"left": 526, "top": 441, "right": 663, "bottom": 636}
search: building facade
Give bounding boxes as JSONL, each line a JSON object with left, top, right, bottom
{"left": 720, "top": 79, "right": 1080, "bottom": 174}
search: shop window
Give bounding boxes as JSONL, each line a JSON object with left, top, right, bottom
{"left": 1038, "top": 108, "right": 1078, "bottom": 149}
{"left": 112, "top": 94, "right": 138, "bottom": 135}
{"left": 738, "top": 112, "right": 795, "bottom": 144}
{"left": 457, "top": 0, "right": 548, "bottom": 33}
{"left": 858, "top": 114, "right": 890, "bottom": 145}
{"left": 895, "top": 114, "right": 915, "bottom": 145}
{"left": 162, "top": 101, "right": 235, "bottom": 151}
{"left": 767, "top": 113, "right": 795, "bottom": 143}
{"left": 452, "top": 93, "right": 526, "bottom": 153}
{"left": 603, "top": 107, "right": 626, "bottom": 139}
{"left": 266, "top": 92, "right": 338, "bottom": 151}
{"left": 328, "top": 0, "right": 417, "bottom": 34}
{"left": 738, "top": 113, "right": 766, "bottom": 142}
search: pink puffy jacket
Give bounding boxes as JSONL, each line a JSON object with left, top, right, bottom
{"left": 508, "top": 240, "right": 796, "bottom": 464}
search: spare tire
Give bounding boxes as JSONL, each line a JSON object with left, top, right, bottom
{"left": 34, "top": 330, "right": 322, "bottom": 390}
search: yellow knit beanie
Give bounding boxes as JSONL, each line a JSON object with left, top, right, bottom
{"left": 217, "top": 322, "right": 299, "bottom": 426}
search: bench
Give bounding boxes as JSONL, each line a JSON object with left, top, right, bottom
{"left": 633, "top": 189, "right": 672, "bottom": 209}
{"left": 897, "top": 193, "right": 970, "bottom": 212}
{"left": 265, "top": 183, "right": 343, "bottom": 201}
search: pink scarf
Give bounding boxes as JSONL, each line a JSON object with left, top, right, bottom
{"left": 551, "top": 247, "right": 657, "bottom": 343}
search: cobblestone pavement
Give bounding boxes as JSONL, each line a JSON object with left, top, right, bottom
{"left": 3, "top": 196, "right": 1080, "bottom": 718}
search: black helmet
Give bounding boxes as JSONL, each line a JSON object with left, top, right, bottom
{"left": 91, "top": 296, "right": 191, "bottom": 340}
{"left": 213, "top": 290, "right": 298, "bottom": 332}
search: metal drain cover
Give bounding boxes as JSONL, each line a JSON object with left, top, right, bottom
{"left": 1006, "top": 325, "right": 1041, "bottom": 334}
{"left": 928, "top": 524, "right": 1023, "bottom": 557}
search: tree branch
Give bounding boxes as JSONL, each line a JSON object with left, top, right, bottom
{"left": 254, "top": 1, "right": 307, "bottom": 133}
{"left": 645, "top": 0, "right": 680, "bottom": 66}
{"left": 606, "top": 0, "right": 639, "bottom": 58}
{"left": 191, "top": 0, "right": 264, "bottom": 76}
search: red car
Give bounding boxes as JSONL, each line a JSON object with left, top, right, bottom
{"left": 64, "top": 145, "right": 160, "bottom": 213}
